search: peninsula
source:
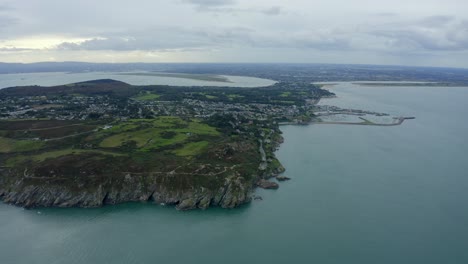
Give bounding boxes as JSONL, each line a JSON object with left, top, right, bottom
{"left": 0, "top": 79, "right": 333, "bottom": 210}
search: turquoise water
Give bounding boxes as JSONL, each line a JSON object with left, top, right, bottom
{"left": 1, "top": 83, "right": 468, "bottom": 264}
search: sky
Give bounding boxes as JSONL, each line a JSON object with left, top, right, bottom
{"left": 0, "top": 0, "right": 467, "bottom": 67}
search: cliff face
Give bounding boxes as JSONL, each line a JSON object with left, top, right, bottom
{"left": 0, "top": 170, "right": 251, "bottom": 210}
{"left": 0, "top": 132, "right": 284, "bottom": 210}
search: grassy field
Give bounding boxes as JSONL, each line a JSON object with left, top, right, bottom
{"left": 97, "top": 117, "right": 219, "bottom": 152}
{"left": 172, "top": 141, "right": 210, "bottom": 156}
{"left": 6, "top": 149, "right": 125, "bottom": 167}
{"left": 99, "top": 128, "right": 189, "bottom": 149}
{"left": 1, "top": 117, "right": 224, "bottom": 170}
{"left": 227, "top": 94, "right": 245, "bottom": 100}
{"left": 272, "top": 100, "right": 295, "bottom": 105}
{"left": 197, "top": 92, "right": 218, "bottom": 100}
{"left": 0, "top": 120, "right": 81, "bottom": 130}
{"left": 133, "top": 92, "right": 160, "bottom": 101}
{"left": 0, "top": 137, "right": 45, "bottom": 153}
{"left": 0, "top": 120, "right": 98, "bottom": 140}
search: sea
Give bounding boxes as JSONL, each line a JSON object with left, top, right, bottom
{"left": 1, "top": 77, "right": 468, "bottom": 264}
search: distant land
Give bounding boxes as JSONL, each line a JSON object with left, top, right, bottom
{"left": 118, "top": 72, "right": 233, "bottom": 83}
{"left": 352, "top": 82, "right": 465, "bottom": 87}
{"left": 1, "top": 62, "right": 468, "bottom": 86}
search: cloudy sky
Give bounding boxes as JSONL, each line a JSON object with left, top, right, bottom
{"left": 0, "top": 0, "right": 467, "bottom": 67}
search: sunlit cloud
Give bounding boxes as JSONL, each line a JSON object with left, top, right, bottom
{"left": 0, "top": 36, "right": 93, "bottom": 50}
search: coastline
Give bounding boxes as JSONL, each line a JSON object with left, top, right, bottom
{"left": 118, "top": 72, "right": 234, "bottom": 83}
{"left": 0, "top": 81, "right": 414, "bottom": 210}
{"left": 0, "top": 124, "right": 286, "bottom": 211}
{"left": 310, "top": 117, "right": 414, "bottom": 126}
{"left": 311, "top": 82, "right": 416, "bottom": 126}
{"left": 279, "top": 117, "right": 414, "bottom": 127}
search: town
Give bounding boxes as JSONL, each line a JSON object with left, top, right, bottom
{"left": 0, "top": 80, "right": 333, "bottom": 124}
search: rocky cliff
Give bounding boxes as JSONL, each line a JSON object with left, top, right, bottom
{"left": 0, "top": 133, "right": 285, "bottom": 210}
{"left": 0, "top": 169, "right": 252, "bottom": 210}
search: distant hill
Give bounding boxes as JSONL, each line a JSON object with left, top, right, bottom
{"left": 1, "top": 62, "right": 467, "bottom": 85}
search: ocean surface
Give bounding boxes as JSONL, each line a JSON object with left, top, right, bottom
{"left": 0, "top": 72, "right": 275, "bottom": 89}
{"left": 1, "top": 82, "right": 468, "bottom": 264}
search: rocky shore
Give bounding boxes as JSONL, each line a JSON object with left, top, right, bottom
{"left": 0, "top": 132, "right": 286, "bottom": 211}
{"left": 0, "top": 170, "right": 252, "bottom": 210}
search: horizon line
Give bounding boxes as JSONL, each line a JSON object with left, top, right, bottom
{"left": 0, "top": 61, "right": 467, "bottom": 70}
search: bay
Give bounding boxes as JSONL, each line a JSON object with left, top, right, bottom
{"left": 1, "top": 83, "right": 468, "bottom": 264}
{"left": 0, "top": 72, "right": 275, "bottom": 89}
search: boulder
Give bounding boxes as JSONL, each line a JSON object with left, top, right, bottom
{"left": 256, "top": 179, "right": 279, "bottom": 189}
{"left": 176, "top": 198, "right": 197, "bottom": 211}
{"left": 253, "top": 195, "right": 263, "bottom": 201}
{"left": 276, "top": 175, "right": 291, "bottom": 181}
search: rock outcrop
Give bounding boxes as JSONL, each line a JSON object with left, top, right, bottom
{"left": 276, "top": 175, "right": 291, "bottom": 181}
{"left": 256, "top": 179, "right": 279, "bottom": 189}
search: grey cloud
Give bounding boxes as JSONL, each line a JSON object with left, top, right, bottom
{"left": 57, "top": 36, "right": 204, "bottom": 51}
{"left": 182, "top": 0, "right": 235, "bottom": 7}
{"left": 418, "top": 15, "right": 455, "bottom": 27}
{"left": 370, "top": 28, "right": 468, "bottom": 51}
{"left": 263, "top": 6, "right": 282, "bottom": 16}
{"left": 371, "top": 30, "right": 440, "bottom": 50}
{"left": 43, "top": 14, "right": 468, "bottom": 55}
{"left": 0, "top": 4, "right": 12, "bottom": 11}
{"left": 56, "top": 27, "right": 254, "bottom": 51}
{"left": 194, "top": 6, "right": 238, "bottom": 13}
{"left": 58, "top": 37, "right": 137, "bottom": 51}
{"left": 374, "top": 12, "right": 398, "bottom": 17}
{"left": 0, "top": 15, "right": 18, "bottom": 31}
{"left": 0, "top": 47, "right": 34, "bottom": 52}
{"left": 365, "top": 17, "right": 468, "bottom": 52}
{"left": 196, "top": 27, "right": 254, "bottom": 45}
{"left": 0, "top": 3, "right": 17, "bottom": 24}
{"left": 54, "top": 25, "right": 354, "bottom": 52}
{"left": 445, "top": 21, "right": 468, "bottom": 47}
{"left": 2, "top": 0, "right": 468, "bottom": 67}
{"left": 262, "top": 30, "right": 351, "bottom": 50}
{"left": 294, "top": 37, "right": 350, "bottom": 50}
{"left": 196, "top": 6, "right": 284, "bottom": 16}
